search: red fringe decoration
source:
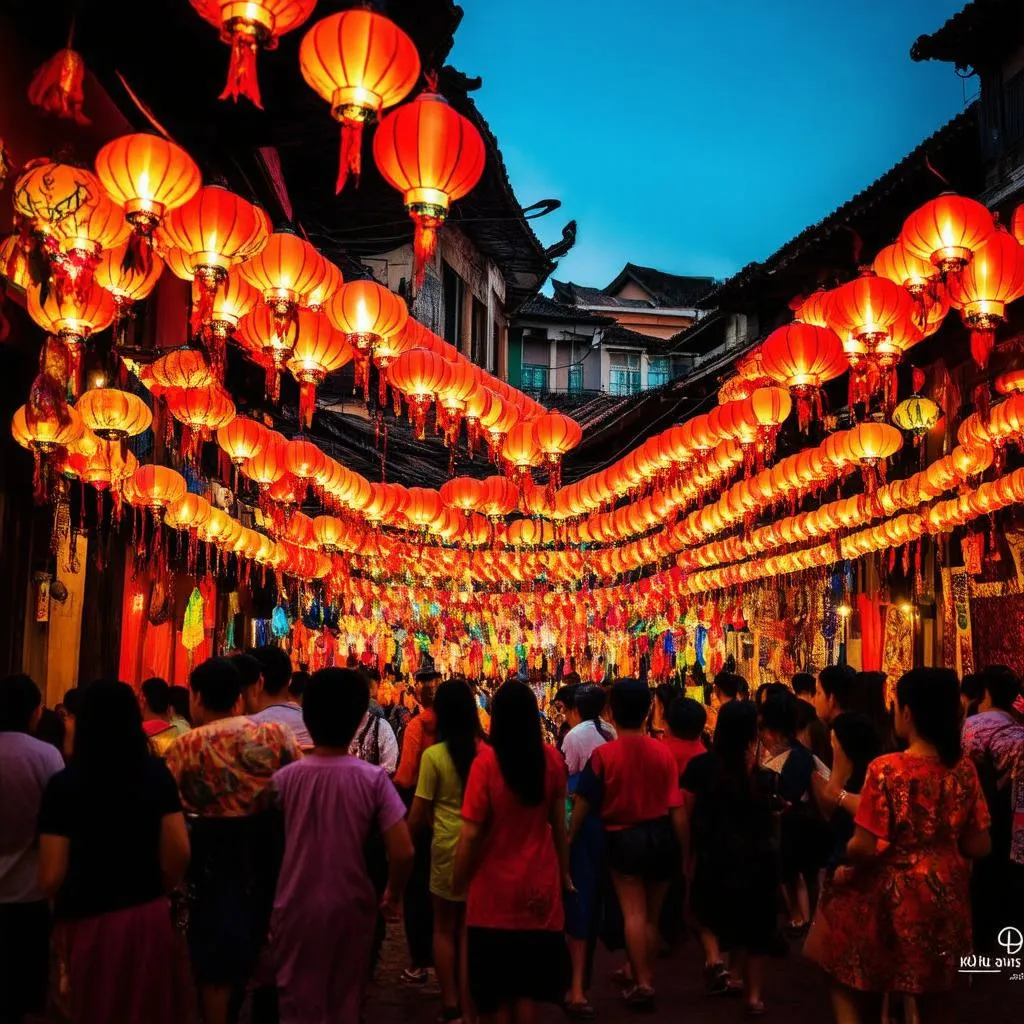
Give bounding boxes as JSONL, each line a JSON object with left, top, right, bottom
{"left": 971, "top": 329, "right": 995, "bottom": 370}
{"left": 336, "top": 120, "right": 364, "bottom": 193}
{"left": 220, "top": 32, "right": 263, "bottom": 108}
{"left": 412, "top": 213, "right": 444, "bottom": 291}
{"left": 28, "top": 48, "right": 90, "bottom": 125}
{"left": 299, "top": 381, "right": 317, "bottom": 429}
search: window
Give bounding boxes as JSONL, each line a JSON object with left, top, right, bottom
{"left": 608, "top": 351, "right": 640, "bottom": 396}
{"left": 568, "top": 362, "right": 584, "bottom": 394}
{"left": 471, "top": 298, "right": 487, "bottom": 367}
{"left": 647, "top": 356, "right": 671, "bottom": 389}
{"left": 521, "top": 364, "right": 549, "bottom": 393}
{"left": 442, "top": 262, "right": 463, "bottom": 347}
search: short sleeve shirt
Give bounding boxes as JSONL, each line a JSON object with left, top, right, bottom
{"left": 416, "top": 743, "right": 469, "bottom": 900}
{"left": 251, "top": 704, "right": 313, "bottom": 750}
{"left": 39, "top": 757, "right": 181, "bottom": 919}
{"left": 461, "top": 744, "right": 565, "bottom": 931}
{"left": 577, "top": 734, "right": 683, "bottom": 830}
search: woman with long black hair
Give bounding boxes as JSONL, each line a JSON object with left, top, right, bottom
{"left": 454, "top": 680, "right": 570, "bottom": 1024}
{"left": 807, "top": 668, "right": 992, "bottom": 1024}
{"left": 409, "top": 679, "right": 482, "bottom": 1022}
{"left": 38, "top": 680, "right": 190, "bottom": 1024}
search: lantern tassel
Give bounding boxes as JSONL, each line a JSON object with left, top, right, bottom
{"left": 412, "top": 213, "right": 444, "bottom": 291}
{"left": 220, "top": 32, "right": 263, "bottom": 109}
{"left": 336, "top": 120, "right": 364, "bottom": 193}
{"left": 299, "top": 381, "right": 316, "bottom": 429}
{"left": 970, "top": 329, "right": 995, "bottom": 370}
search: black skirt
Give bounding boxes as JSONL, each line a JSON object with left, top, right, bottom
{"left": 466, "top": 927, "right": 569, "bottom": 1013}
{"left": 605, "top": 817, "right": 680, "bottom": 882}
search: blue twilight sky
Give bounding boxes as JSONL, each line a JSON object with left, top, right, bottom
{"left": 448, "top": 0, "right": 976, "bottom": 292}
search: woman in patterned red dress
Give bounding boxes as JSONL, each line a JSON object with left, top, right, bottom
{"left": 806, "top": 668, "right": 991, "bottom": 1024}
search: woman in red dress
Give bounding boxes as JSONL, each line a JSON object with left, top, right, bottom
{"left": 806, "top": 668, "right": 991, "bottom": 1024}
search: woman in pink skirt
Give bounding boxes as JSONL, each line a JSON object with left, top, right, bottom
{"left": 38, "top": 679, "right": 190, "bottom": 1024}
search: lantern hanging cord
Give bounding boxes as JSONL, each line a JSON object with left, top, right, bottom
{"left": 114, "top": 72, "right": 174, "bottom": 141}
{"left": 924, "top": 155, "right": 951, "bottom": 188}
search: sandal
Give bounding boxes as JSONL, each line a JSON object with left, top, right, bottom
{"left": 401, "top": 967, "right": 429, "bottom": 986}
{"left": 705, "top": 963, "right": 731, "bottom": 995}
{"left": 611, "top": 964, "right": 634, "bottom": 985}
{"left": 563, "top": 999, "right": 597, "bottom": 1020}
{"left": 623, "top": 985, "right": 656, "bottom": 1013}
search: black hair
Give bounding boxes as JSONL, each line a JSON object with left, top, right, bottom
{"left": 610, "top": 677, "right": 652, "bottom": 729}
{"left": 711, "top": 700, "right": 758, "bottom": 795}
{"left": 736, "top": 675, "right": 750, "bottom": 699}
{"left": 231, "top": 653, "right": 262, "bottom": 690}
{"left": 755, "top": 682, "right": 789, "bottom": 708}
{"left": 960, "top": 673, "right": 986, "bottom": 715}
{"left": 73, "top": 679, "right": 150, "bottom": 776}
{"left": 248, "top": 646, "right": 292, "bottom": 696}
{"left": 553, "top": 684, "right": 579, "bottom": 710}
{"left": 791, "top": 672, "right": 816, "bottom": 697}
{"left": 34, "top": 707, "right": 66, "bottom": 754}
{"left": 980, "top": 665, "right": 1022, "bottom": 711}
{"left": 895, "top": 668, "right": 962, "bottom": 768}
{"left": 303, "top": 668, "right": 368, "bottom": 748}
{"left": 364, "top": 666, "right": 381, "bottom": 684}
{"left": 759, "top": 689, "right": 799, "bottom": 738}
{"left": 654, "top": 682, "right": 676, "bottom": 717}
{"left": 0, "top": 674, "right": 42, "bottom": 732}
{"left": 830, "top": 712, "right": 882, "bottom": 794}
{"left": 562, "top": 672, "right": 582, "bottom": 687}
{"left": 818, "top": 665, "right": 857, "bottom": 709}
{"left": 289, "top": 671, "right": 311, "bottom": 700}
{"left": 62, "top": 686, "right": 83, "bottom": 717}
{"left": 850, "top": 671, "right": 892, "bottom": 748}
{"left": 168, "top": 685, "right": 191, "bottom": 724}
{"left": 434, "top": 679, "right": 480, "bottom": 787}
{"left": 667, "top": 696, "right": 706, "bottom": 740}
{"left": 490, "top": 681, "right": 546, "bottom": 806}
{"left": 713, "top": 671, "right": 740, "bottom": 700}
{"left": 190, "top": 657, "right": 242, "bottom": 713}
{"left": 141, "top": 677, "right": 170, "bottom": 715}
{"left": 575, "top": 684, "right": 614, "bottom": 740}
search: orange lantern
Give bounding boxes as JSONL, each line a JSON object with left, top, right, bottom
{"left": 746, "top": 387, "right": 792, "bottom": 465}
{"left": 197, "top": 269, "right": 260, "bottom": 378}
{"left": 151, "top": 348, "right": 215, "bottom": 390}
{"left": 217, "top": 416, "right": 266, "bottom": 466}
{"left": 286, "top": 309, "right": 354, "bottom": 426}
{"left": 795, "top": 290, "right": 833, "bottom": 328}
{"left": 236, "top": 303, "right": 296, "bottom": 400}
{"left": 238, "top": 228, "right": 326, "bottom": 336}
{"left": 12, "top": 403, "right": 84, "bottom": 502}
{"left": 843, "top": 421, "right": 903, "bottom": 494}
{"left": 502, "top": 420, "right": 541, "bottom": 487}
{"left": 440, "top": 476, "right": 486, "bottom": 514}
{"left": 437, "top": 359, "right": 478, "bottom": 448}
{"left": 298, "top": 9, "right": 420, "bottom": 191}
{"left": 190, "top": 0, "right": 317, "bottom": 108}
{"left": 464, "top": 385, "right": 495, "bottom": 456}
{"left": 532, "top": 411, "right": 582, "bottom": 492}
{"left": 95, "top": 133, "right": 201, "bottom": 258}
{"left": 759, "top": 322, "right": 847, "bottom": 430}
{"left": 284, "top": 437, "right": 327, "bottom": 489}
{"left": 76, "top": 387, "right": 152, "bottom": 441}
{"left": 481, "top": 475, "right": 518, "bottom": 519}
{"left": 312, "top": 515, "right": 347, "bottom": 553}
{"left": 304, "top": 258, "right": 342, "bottom": 312}
{"left": 948, "top": 228, "right": 1024, "bottom": 369}
{"left": 480, "top": 391, "right": 520, "bottom": 462}
{"left": 160, "top": 184, "right": 268, "bottom": 324}
{"left": 95, "top": 243, "right": 164, "bottom": 328}
{"left": 241, "top": 434, "right": 287, "bottom": 490}
{"left": 164, "top": 386, "right": 236, "bottom": 464}
{"left": 995, "top": 368, "right": 1024, "bottom": 396}
{"left": 901, "top": 193, "right": 995, "bottom": 274}
{"left": 46, "top": 191, "right": 130, "bottom": 305}
{"left": 387, "top": 348, "right": 454, "bottom": 438}
{"left": 873, "top": 242, "right": 935, "bottom": 297}
{"left": 326, "top": 279, "right": 408, "bottom": 400}
{"left": 374, "top": 88, "right": 486, "bottom": 288}
{"left": 404, "top": 487, "right": 444, "bottom": 530}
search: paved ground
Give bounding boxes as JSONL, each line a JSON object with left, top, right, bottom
{"left": 367, "top": 923, "right": 1018, "bottom": 1023}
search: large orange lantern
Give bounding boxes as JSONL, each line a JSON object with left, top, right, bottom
{"left": 873, "top": 241, "right": 936, "bottom": 298}
{"left": 502, "top": 420, "right": 541, "bottom": 488}
{"left": 164, "top": 386, "right": 236, "bottom": 464}
{"left": 197, "top": 269, "right": 260, "bottom": 378}
{"left": 901, "top": 193, "right": 994, "bottom": 274}
{"left": 285, "top": 309, "right": 354, "bottom": 426}
{"left": 304, "top": 259, "right": 343, "bottom": 312}
{"left": 12, "top": 404, "right": 84, "bottom": 502}
{"left": 151, "top": 348, "right": 216, "bottom": 390}
{"left": 843, "top": 421, "right": 903, "bottom": 494}
{"left": 480, "top": 391, "right": 520, "bottom": 462}
{"left": 374, "top": 88, "right": 486, "bottom": 288}
{"left": 190, "top": 0, "right": 317, "bottom": 108}
{"left": 241, "top": 434, "right": 287, "bottom": 490}
{"left": 387, "top": 348, "right": 453, "bottom": 438}
{"left": 238, "top": 228, "right": 326, "bottom": 336}
{"left": 533, "top": 411, "right": 583, "bottom": 492}
{"left": 95, "top": 243, "right": 164, "bottom": 331}
{"left": 298, "top": 9, "right": 420, "bottom": 191}
{"left": 437, "top": 359, "right": 478, "bottom": 448}
{"left": 46, "top": 191, "right": 130, "bottom": 305}
{"left": 326, "top": 279, "right": 408, "bottom": 400}
{"left": 481, "top": 475, "right": 518, "bottom": 519}
{"left": 440, "top": 476, "right": 486, "bottom": 516}
{"left": 759, "top": 322, "right": 848, "bottom": 430}
{"left": 217, "top": 416, "right": 266, "bottom": 466}
{"left": 76, "top": 387, "right": 152, "bottom": 442}
{"left": 284, "top": 438, "right": 327, "bottom": 492}
{"left": 948, "top": 228, "right": 1024, "bottom": 368}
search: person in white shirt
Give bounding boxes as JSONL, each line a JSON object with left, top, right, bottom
{"left": 562, "top": 685, "right": 617, "bottom": 776}
{"left": 238, "top": 647, "right": 314, "bottom": 749}
{"left": 349, "top": 706, "right": 399, "bottom": 776}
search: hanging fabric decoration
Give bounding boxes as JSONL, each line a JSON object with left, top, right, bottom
{"left": 182, "top": 586, "right": 206, "bottom": 657}
{"left": 272, "top": 603, "right": 291, "bottom": 639}
{"left": 28, "top": 41, "right": 90, "bottom": 125}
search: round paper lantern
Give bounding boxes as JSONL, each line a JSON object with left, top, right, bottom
{"left": 238, "top": 228, "right": 326, "bottom": 333}
{"left": 164, "top": 386, "right": 236, "bottom": 463}
{"left": 217, "top": 416, "right": 266, "bottom": 465}
{"left": 299, "top": 9, "right": 420, "bottom": 191}
{"left": 241, "top": 434, "right": 287, "bottom": 489}
{"left": 481, "top": 475, "right": 518, "bottom": 519}
{"left": 129, "top": 464, "right": 186, "bottom": 511}
{"left": 387, "top": 348, "right": 453, "bottom": 438}
{"left": 46, "top": 191, "right": 130, "bottom": 304}
{"left": 503, "top": 420, "right": 541, "bottom": 486}
{"left": 95, "top": 133, "right": 201, "bottom": 243}
{"left": 374, "top": 89, "right": 486, "bottom": 288}
{"left": 873, "top": 241, "right": 935, "bottom": 297}
{"left": 759, "top": 322, "right": 847, "bottom": 430}
{"left": 190, "top": 0, "right": 317, "bottom": 108}
{"left": 151, "top": 348, "right": 215, "bottom": 390}
{"left": 480, "top": 391, "right": 520, "bottom": 461}
{"left": 198, "top": 269, "right": 260, "bottom": 378}
{"left": 440, "top": 476, "right": 486, "bottom": 514}
{"left": 284, "top": 437, "right": 327, "bottom": 485}
{"left": 844, "top": 421, "right": 903, "bottom": 493}
{"left": 312, "top": 515, "right": 347, "bottom": 553}
{"left": 286, "top": 309, "right": 354, "bottom": 426}
{"left": 995, "top": 368, "right": 1024, "bottom": 396}
{"left": 795, "top": 290, "right": 833, "bottom": 328}
{"left": 533, "top": 411, "right": 582, "bottom": 491}
{"left": 901, "top": 193, "right": 995, "bottom": 274}
{"left": 236, "top": 303, "right": 296, "bottom": 398}
{"left": 892, "top": 394, "right": 941, "bottom": 439}
{"left": 165, "top": 493, "right": 212, "bottom": 534}
{"left": 12, "top": 403, "right": 84, "bottom": 501}
{"left": 304, "top": 258, "right": 342, "bottom": 312}
{"left": 404, "top": 487, "right": 444, "bottom": 530}
{"left": 437, "top": 359, "right": 478, "bottom": 447}
{"left": 948, "top": 228, "right": 1024, "bottom": 368}
{"left": 76, "top": 387, "right": 152, "bottom": 441}
{"left": 95, "top": 244, "right": 164, "bottom": 319}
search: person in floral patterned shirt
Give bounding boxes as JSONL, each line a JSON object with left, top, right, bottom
{"left": 166, "top": 657, "right": 302, "bottom": 1024}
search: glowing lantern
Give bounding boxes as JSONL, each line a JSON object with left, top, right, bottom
{"left": 873, "top": 242, "right": 935, "bottom": 297}
{"left": 437, "top": 359, "right": 478, "bottom": 447}
{"left": 241, "top": 434, "right": 287, "bottom": 490}
{"left": 160, "top": 184, "right": 268, "bottom": 324}
{"left": 759, "top": 322, "right": 847, "bottom": 430}
{"left": 217, "top": 416, "right": 266, "bottom": 465}
{"left": 151, "top": 349, "right": 215, "bottom": 390}
{"left": 326, "top": 279, "right": 408, "bottom": 400}
{"left": 844, "top": 421, "right": 903, "bottom": 493}
{"left": 480, "top": 391, "right": 520, "bottom": 462}
{"left": 46, "top": 191, "right": 130, "bottom": 305}
{"left": 237, "top": 228, "right": 326, "bottom": 338}
{"left": 404, "top": 487, "right": 444, "bottom": 531}
{"left": 128, "top": 464, "right": 186, "bottom": 513}
{"left": 995, "top": 369, "right": 1024, "bottom": 396}
{"left": 481, "top": 475, "right": 519, "bottom": 519}
{"left": 284, "top": 438, "right": 327, "bottom": 489}
{"left": 95, "top": 133, "right": 201, "bottom": 256}
{"left": 11, "top": 404, "right": 84, "bottom": 502}
{"left": 285, "top": 309, "right": 354, "bottom": 426}
{"left": 95, "top": 244, "right": 164, "bottom": 329}
{"left": 795, "top": 290, "right": 833, "bottom": 328}
{"left": 312, "top": 515, "right": 347, "bottom": 553}
{"left": 533, "top": 411, "right": 583, "bottom": 492}
{"left": 374, "top": 88, "right": 486, "bottom": 288}
{"left": 440, "top": 476, "right": 486, "bottom": 515}
{"left": 196, "top": 269, "right": 260, "bottom": 378}
{"left": 746, "top": 387, "right": 792, "bottom": 465}
{"left": 298, "top": 9, "right": 420, "bottom": 191}
{"left": 236, "top": 303, "right": 296, "bottom": 400}
{"left": 304, "top": 259, "right": 342, "bottom": 312}
{"left": 503, "top": 420, "right": 541, "bottom": 487}
{"left": 165, "top": 386, "right": 236, "bottom": 464}
{"left": 901, "top": 194, "right": 995, "bottom": 274}
{"left": 948, "top": 229, "right": 1024, "bottom": 369}
{"left": 190, "top": 0, "right": 317, "bottom": 108}
{"left": 76, "top": 387, "right": 152, "bottom": 441}
{"left": 388, "top": 348, "right": 453, "bottom": 438}
{"left": 892, "top": 374, "right": 941, "bottom": 463}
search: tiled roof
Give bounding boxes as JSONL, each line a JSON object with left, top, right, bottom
{"left": 601, "top": 324, "right": 673, "bottom": 349}
{"left": 911, "top": 1, "right": 1022, "bottom": 67}
{"left": 550, "top": 279, "right": 652, "bottom": 308}
{"left": 516, "top": 294, "right": 612, "bottom": 325}
{"left": 605, "top": 263, "right": 716, "bottom": 307}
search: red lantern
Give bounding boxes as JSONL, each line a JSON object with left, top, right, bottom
{"left": 759, "top": 322, "right": 848, "bottom": 430}
{"left": 901, "top": 193, "right": 994, "bottom": 274}
{"left": 299, "top": 9, "right": 420, "bottom": 192}
{"left": 437, "top": 359, "right": 478, "bottom": 448}
{"left": 286, "top": 309, "right": 354, "bottom": 427}
{"left": 873, "top": 242, "right": 935, "bottom": 298}
{"left": 164, "top": 386, "right": 236, "bottom": 464}
{"left": 533, "top": 411, "right": 582, "bottom": 493}
{"left": 374, "top": 88, "right": 486, "bottom": 289}
{"left": 191, "top": 0, "right": 317, "bottom": 108}
{"left": 236, "top": 304, "right": 297, "bottom": 401}
{"left": 387, "top": 348, "right": 454, "bottom": 438}
{"left": 196, "top": 269, "right": 259, "bottom": 378}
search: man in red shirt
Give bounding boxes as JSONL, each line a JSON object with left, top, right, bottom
{"left": 570, "top": 679, "right": 686, "bottom": 1011}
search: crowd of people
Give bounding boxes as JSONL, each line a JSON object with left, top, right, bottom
{"left": 0, "top": 653, "right": 1021, "bottom": 1024}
